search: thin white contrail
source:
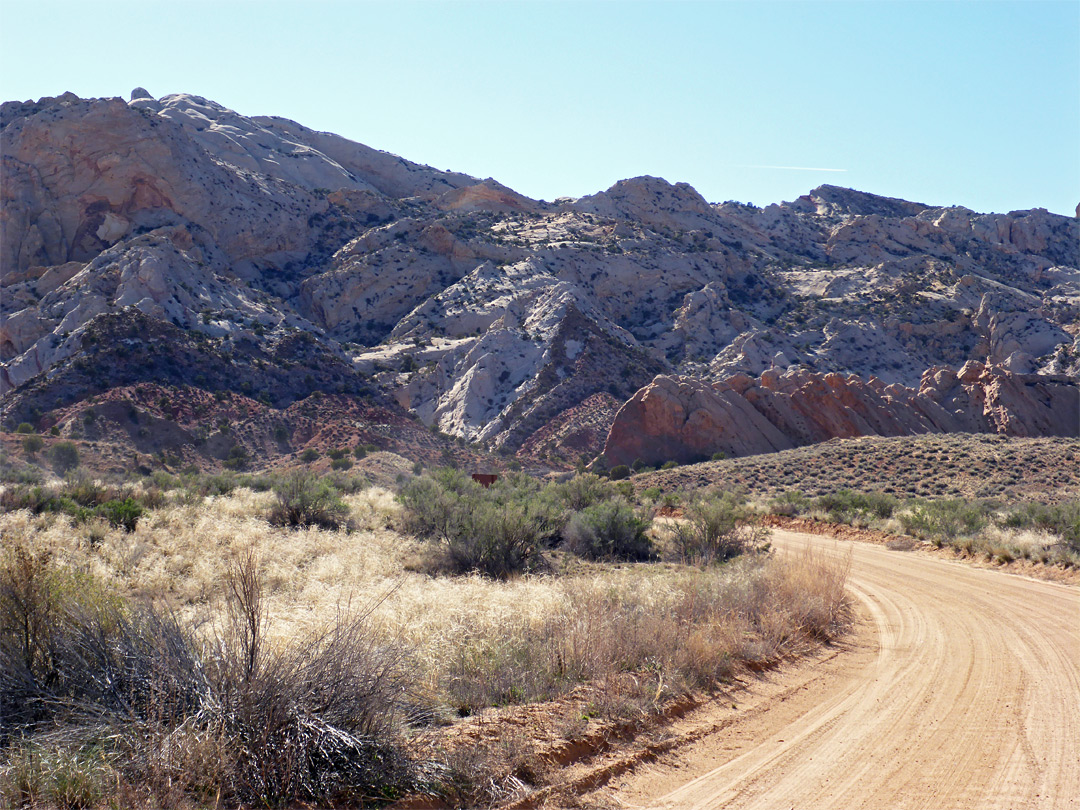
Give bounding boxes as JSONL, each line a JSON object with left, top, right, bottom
{"left": 737, "top": 164, "right": 848, "bottom": 172}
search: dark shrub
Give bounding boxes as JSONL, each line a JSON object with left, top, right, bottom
{"left": 96, "top": 498, "right": 144, "bottom": 532}
{"left": 300, "top": 448, "right": 319, "bottom": 463}
{"left": 817, "top": 490, "right": 897, "bottom": 523}
{"left": 268, "top": 471, "right": 349, "bottom": 530}
{"left": 0, "top": 545, "right": 415, "bottom": 806}
{"left": 399, "top": 469, "right": 562, "bottom": 578}
{"left": 21, "top": 435, "right": 43, "bottom": 455}
{"left": 609, "top": 464, "right": 630, "bottom": 481}
{"left": 563, "top": 500, "right": 653, "bottom": 561}
{"left": 48, "top": 442, "right": 79, "bottom": 474}
{"left": 223, "top": 444, "right": 249, "bottom": 471}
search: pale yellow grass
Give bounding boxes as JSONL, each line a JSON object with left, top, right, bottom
{"left": 1, "top": 487, "right": 852, "bottom": 711}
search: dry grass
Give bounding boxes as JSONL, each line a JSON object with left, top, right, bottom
{"left": 1, "top": 484, "right": 852, "bottom": 806}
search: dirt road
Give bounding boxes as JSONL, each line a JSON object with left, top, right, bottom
{"left": 604, "top": 530, "right": 1080, "bottom": 809}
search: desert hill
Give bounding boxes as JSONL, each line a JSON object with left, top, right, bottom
{"left": 2, "top": 89, "right": 1077, "bottom": 472}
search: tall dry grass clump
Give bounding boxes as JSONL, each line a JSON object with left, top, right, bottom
{"left": 434, "top": 547, "right": 852, "bottom": 715}
{"left": 0, "top": 539, "right": 417, "bottom": 808}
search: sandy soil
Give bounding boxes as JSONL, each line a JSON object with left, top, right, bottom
{"left": 588, "top": 529, "right": 1080, "bottom": 809}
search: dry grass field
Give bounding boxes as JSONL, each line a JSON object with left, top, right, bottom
{"left": 0, "top": 474, "right": 851, "bottom": 808}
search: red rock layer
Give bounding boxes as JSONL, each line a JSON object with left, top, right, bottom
{"left": 601, "top": 362, "right": 1079, "bottom": 467}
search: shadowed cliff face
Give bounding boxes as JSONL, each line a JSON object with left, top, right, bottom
{"left": 2, "top": 90, "right": 1077, "bottom": 463}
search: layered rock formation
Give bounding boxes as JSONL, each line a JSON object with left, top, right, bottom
{"left": 2, "top": 89, "right": 1077, "bottom": 466}
{"left": 601, "top": 363, "right": 1080, "bottom": 467}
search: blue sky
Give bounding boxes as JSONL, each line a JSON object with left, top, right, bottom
{"left": 2, "top": 1, "right": 1077, "bottom": 215}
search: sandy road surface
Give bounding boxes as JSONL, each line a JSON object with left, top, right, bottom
{"left": 606, "top": 530, "right": 1080, "bottom": 809}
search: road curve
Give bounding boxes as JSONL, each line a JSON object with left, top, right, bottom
{"left": 624, "top": 530, "right": 1080, "bottom": 810}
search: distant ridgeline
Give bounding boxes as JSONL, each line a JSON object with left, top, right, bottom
{"left": 2, "top": 90, "right": 1077, "bottom": 470}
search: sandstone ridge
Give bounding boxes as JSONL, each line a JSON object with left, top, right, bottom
{"left": 601, "top": 363, "right": 1080, "bottom": 467}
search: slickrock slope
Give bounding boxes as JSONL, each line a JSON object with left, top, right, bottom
{"left": 602, "top": 362, "right": 1080, "bottom": 467}
{"left": 2, "top": 89, "right": 1077, "bottom": 469}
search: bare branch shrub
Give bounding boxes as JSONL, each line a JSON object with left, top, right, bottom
{"left": 668, "top": 491, "right": 770, "bottom": 564}
{"left": 0, "top": 541, "right": 417, "bottom": 807}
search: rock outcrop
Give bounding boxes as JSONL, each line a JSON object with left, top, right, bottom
{"left": 601, "top": 363, "right": 1080, "bottom": 467}
{"left": 2, "top": 90, "right": 1077, "bottom": 465}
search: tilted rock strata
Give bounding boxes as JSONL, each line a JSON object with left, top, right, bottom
{"left": 2, "top": 90, "right": 1077, "bottom": 464}
{"left": 601, "top": 363, "right": 1080, "bottom": 467}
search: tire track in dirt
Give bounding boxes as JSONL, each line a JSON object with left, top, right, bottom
{"left": 605, "top": 530, "right": 1080, "bottom": 809}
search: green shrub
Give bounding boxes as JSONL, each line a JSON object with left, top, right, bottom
{"left": 816, "top": 490, "right": 897, "bottom": 524}
{"left": 268, "top": 471, "right": 349, "bottom": 530}
{"left": 15, "top": 423, "right": 34, "bottom": 435}
{"left": 999, "top": 500, "right": 1080, "bottom": 548}
{"left": 641, "top": 487, "right": 662, "bottom": 503}
{"left": 399, "top": 469, "right": 563, "bottom": 578}
{"left": 48, "top": 442, "right": 80, "bottom": 474}
{"left": 609, "top": 464, "right": 630, "bottom": 481}
{"left": 660, "top": 460, "right": 679, "bottom": 470}
{"left": 223, "top": 444, "right": 248, "bottom": 471}
{"left": 272, "top": 424, "right": 290, "bottom": 443}
{"left": 49, "top": 426, "right": 60, "bottom": 437}
{"left": 300, "top": 448, "right": 319, "bottom": 463}
{"left": 328, "top": 447, "right": 347, "bottom": 460}
{"left": 188, "top": 472, "right": 238, "bottom": 498}
{"left": 330, "top": 457, "right": 353, "bottom": 471}
{"left": 769, "top": 490, "right": 811, "bottom": 517}
{"left": 353, "top": 445, "right": 368, "bottom": 460}
{"left": 21, "top": 435, "right": 44, "bottom": 455}
{"left": 669, "top": 492, "right": 769, "bottom": 564}
{"left": 554, "top": 473, "right": 614, "bottom": 511}
{"left": 563, "top": 500, "right": 653, "bottom": 561}
{"left": 899, "top": 498, "right": 991, "bottom": 541}
{"left": 96, "top": 498, "right": 144, "bottom": 532}
{"left": 61, "top": 472, "right": 119, "bottom": 508}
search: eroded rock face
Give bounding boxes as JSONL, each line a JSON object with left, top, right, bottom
{"left": 602, "top": 364, "right": 1080, "bottom": 467}
{"left": 1, "top": 95, "right": 322, "bottom": 282}
{"left": 2, "top": 91, "right": 1077, "bottom": 463}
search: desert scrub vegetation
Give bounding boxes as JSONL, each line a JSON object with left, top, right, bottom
{"left": 640, "top": 435, "right": 1080, "bottom": 503}
{"left": 0, "top": 472, "right": 152, "bottom": 532}
{"left": 398, "top": 470, "right": 655, "bottom": 576}
{"left": 266, "top": 469, "right": 350, "bottom": 530}
{"left": 667, "top": 491, "right": 770, "bottom": 564}
{"left": 1, "top": 473, "right": 852, "bottom": 806}
{"left": 0, "top": 544, "right": 417, "bottom": 807}
{"left": 768, "top": 489, "right": 1080, "bottom": 568}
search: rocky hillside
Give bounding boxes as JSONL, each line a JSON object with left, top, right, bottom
{"left": 602, "top": 362, "right": 1078, "bottom": 468}
{"left": 2, "top": 89, "right": 1077, "bottom": 471}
